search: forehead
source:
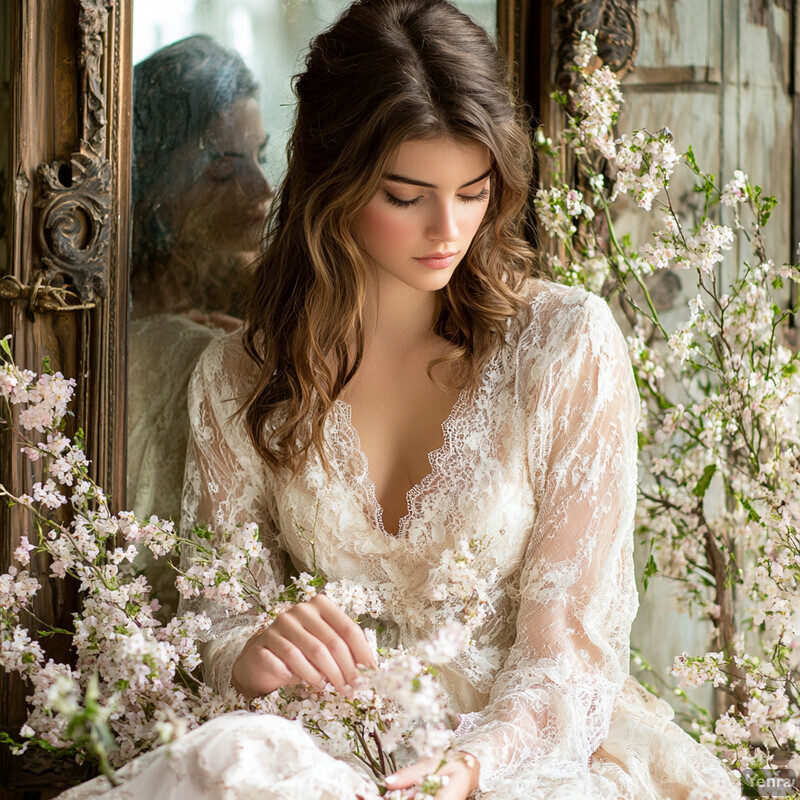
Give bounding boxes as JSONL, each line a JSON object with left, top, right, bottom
{"left": 385, "top": 137, "right": 491, "bottom": 183}
{"left": 204, "top": 96, "right": 266, "bottom": 147}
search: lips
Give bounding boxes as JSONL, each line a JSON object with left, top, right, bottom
{"left": 413, "top": 251, "right": 458, "bottom": 270}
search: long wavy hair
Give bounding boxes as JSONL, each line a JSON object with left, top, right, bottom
{"left": 242, "top": 0, "right": 537, "bottom": 477}
{"left": 131, "top": 35, "right": 258, "bottom": 308}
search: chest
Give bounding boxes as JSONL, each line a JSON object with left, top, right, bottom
{"left": 274, "top": 341, "right": 535, "bottom": 580}
{"left": 338, "top": 351, "right": 463, "bottom": 536}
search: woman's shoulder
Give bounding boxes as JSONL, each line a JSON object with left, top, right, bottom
{"left": 511, "top": 277, "right": 615, "bottom": 343}
{"left": 191, "top": 326, "right": 259, "bottom": 407}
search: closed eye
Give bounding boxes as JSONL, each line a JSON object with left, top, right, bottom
{"left": 459, "top": 187, "right": 490, "bottom": 203}
{"left": 384, "top": 191, "right": 421, "bottom": 208}
{"left": 384, "top": 186, "right": 490, "bottom": 208}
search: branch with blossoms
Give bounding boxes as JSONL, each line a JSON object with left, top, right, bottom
{"left": 535, "top": 30, "right": 800, "bottom": 794}
{"left": 0, "top": 335, "right": 493, "bottom": 797}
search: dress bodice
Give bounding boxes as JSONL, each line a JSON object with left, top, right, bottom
{"left": 177, "top": 279, "right": 741, "bottom": 799}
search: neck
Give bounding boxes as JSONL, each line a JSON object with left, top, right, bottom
{"left": 361, "top": 277, "right": 439, "bottom": 355}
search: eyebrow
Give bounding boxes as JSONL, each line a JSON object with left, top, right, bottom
{"left": 382, "top": 167, "right": 492, "bottom": 190}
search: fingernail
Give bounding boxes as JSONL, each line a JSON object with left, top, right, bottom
{"left": 384, "top": 776, "right": 396, "bottom": 785}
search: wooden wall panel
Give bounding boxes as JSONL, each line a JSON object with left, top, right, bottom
{"left": 614, "top": 0, "right": 794, "bottom": 715}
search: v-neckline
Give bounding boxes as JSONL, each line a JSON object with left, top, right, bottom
{"left": 334, "top": 385, "right": 470, "bottom": 538}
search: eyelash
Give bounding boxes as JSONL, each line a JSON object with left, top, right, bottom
{"left": 384, "top": 187, "right": 490, "bottom": 208}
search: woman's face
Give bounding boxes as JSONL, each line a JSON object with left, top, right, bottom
{"left": 175, "top": 96, "right": 274, "bottom": 253}
{"left": 353, "top": 137, "right": 492, "bottom": 293}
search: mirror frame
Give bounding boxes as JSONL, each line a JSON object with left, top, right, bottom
{"left": 0, "top": 1, "right": 131, "bottom": 795}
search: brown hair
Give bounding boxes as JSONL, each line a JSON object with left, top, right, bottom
{"left": 242, "top": 0, "right": 537, "bottom": 477}
{"left": 131, "top": 36, "right": 259, "bottom": 307}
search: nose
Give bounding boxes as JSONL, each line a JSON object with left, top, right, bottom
{"left": 426, "top": 199, "right": 459, "bottom": 243}
{"left": 238, "top": 158, "right": 274, "bottom": 205}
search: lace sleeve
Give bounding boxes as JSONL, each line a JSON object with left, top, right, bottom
{"left": 178, "top": 334, "right": 287, "bottom": 695}
{"left": 454, "top": 294, "right": 640, "bottom": 794}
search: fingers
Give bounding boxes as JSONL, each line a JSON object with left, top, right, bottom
{"left": 260, "top": 618, "right": 334, "bottom": 689}
{"left": 232, "top": 645, "right": 293, "bottom": 698}
{"left": 293, "top": 607, "right": 360, "bottom": 687}
{"left": 236, "top": 594, "right": 379, "bottom": 698}
{"left": 277, "top": 615, "right": 352, "bottom": 691}
{"left": 313, "top": 593, "right": 378, "bottom": 669}
{"left": 384, "top": 754, "right": 476, "bottom": 799}
{"left": 383, "top": 756, "right": 442, "bottom": 789}
{"left": 432, "top": 765, "right": 472, "bottom": 800}
{"left": 261, "top": 595, "right": 374, "bottom": 692}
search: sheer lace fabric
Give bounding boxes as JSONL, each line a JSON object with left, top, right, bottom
{"left": 66, "top": 281, "right": 740, "bottom": 799}
{"left": 127, "top": 313, "right": 224, "bottom": 619}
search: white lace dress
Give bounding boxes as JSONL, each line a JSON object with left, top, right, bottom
{"left": 58, "top": 280, "right": 741, "bottom": 800}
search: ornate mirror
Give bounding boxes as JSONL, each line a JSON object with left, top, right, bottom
{"left": 124, "top": 0, "right": 522, "bottom": 618}
{"left": 0, "top": 2, "right": 531, "bottom": 796}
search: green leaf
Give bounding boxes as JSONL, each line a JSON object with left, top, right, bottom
{"left": 192, "top": 525, "right": 214, "bottom": 541}
{"left": 37, "top": 627, "right": 74, "bottom": 638}
{"left": 759, "top": 194, "right": 778, "bottom": 226}
{"left": 737, "top": 495, "right": 761, "bottom": 523}
{"left": 684, "top": 146, "right": 699, "bottom": 172}
{"left": 654, "top": 392, "right": 675, "bottom": 412}
{"left": 692, "top": 464, "right": 717, "bottom": 499}
{"left": 642, "top": 553, "right": 658, "bottom": 592}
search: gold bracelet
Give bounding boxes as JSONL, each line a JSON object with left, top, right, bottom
{"left": 446, "top": 748, "right": 478, "bottom": 770}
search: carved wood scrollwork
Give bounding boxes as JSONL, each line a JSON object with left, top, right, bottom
{"left": 549, "top": 0, "right": 639, "bottom": 300}
{"left": 31, "top": 0, "right": 112, "bottom": 309}
{"left": 554, "top": 0, "right": 639, "bottom": 94}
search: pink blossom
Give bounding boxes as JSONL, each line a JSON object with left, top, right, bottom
{"left": 13, "top": 537, "right": 35, "bottom": 566}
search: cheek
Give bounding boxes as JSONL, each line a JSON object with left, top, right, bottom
{"left": 463, "top": 203, "right": 489, "bottom": 240}
{"left": 355, "top": 204, "right": 415, "bottom": 252}
{"left": 185, "top": 186, "right": 233, "bottom": 228}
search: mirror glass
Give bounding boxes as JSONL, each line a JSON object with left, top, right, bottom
{"left": 126, "top": 0, "right": 498, "bottom": 615}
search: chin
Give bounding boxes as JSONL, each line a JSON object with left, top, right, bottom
{"left": 375, "top": 260, "right": 462, "bottom": 294}
{"left": 420, "top": 266, "right": 460, "bottom": 289}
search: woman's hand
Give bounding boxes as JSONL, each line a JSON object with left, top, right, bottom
{"left": 231, "top": 593, "right": 377, "bottom": 698}
{"left": 383, "top": 751, "right": 480, "bottom": 799}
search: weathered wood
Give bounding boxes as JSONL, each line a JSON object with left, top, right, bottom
{"left": 499, "top": 0, "right": 529, "bottom": 97}
{"left": 610, "top": 0, "right": 794, "bottom": 718}
{"left": 623, "top": 65, "right": 722, "bottom": 85}
{"left": 0, "top": 1, "right": 131, "bottom": 797}
{"left": 790, "top": 0, "right": 799, "bottom": 317}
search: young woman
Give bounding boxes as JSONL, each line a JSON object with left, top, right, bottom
{"left": 64, "top": 1, "right": 739, "bottom": 797}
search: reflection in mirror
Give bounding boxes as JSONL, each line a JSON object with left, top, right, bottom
{"left": 130, "top": 36, "right": 272, "bottom": 321}
{"left": 127, "top": 35, "right": 275, "bottom": 615}
{"left": 127, "top": 0, "right": 497, "bottom": 616}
